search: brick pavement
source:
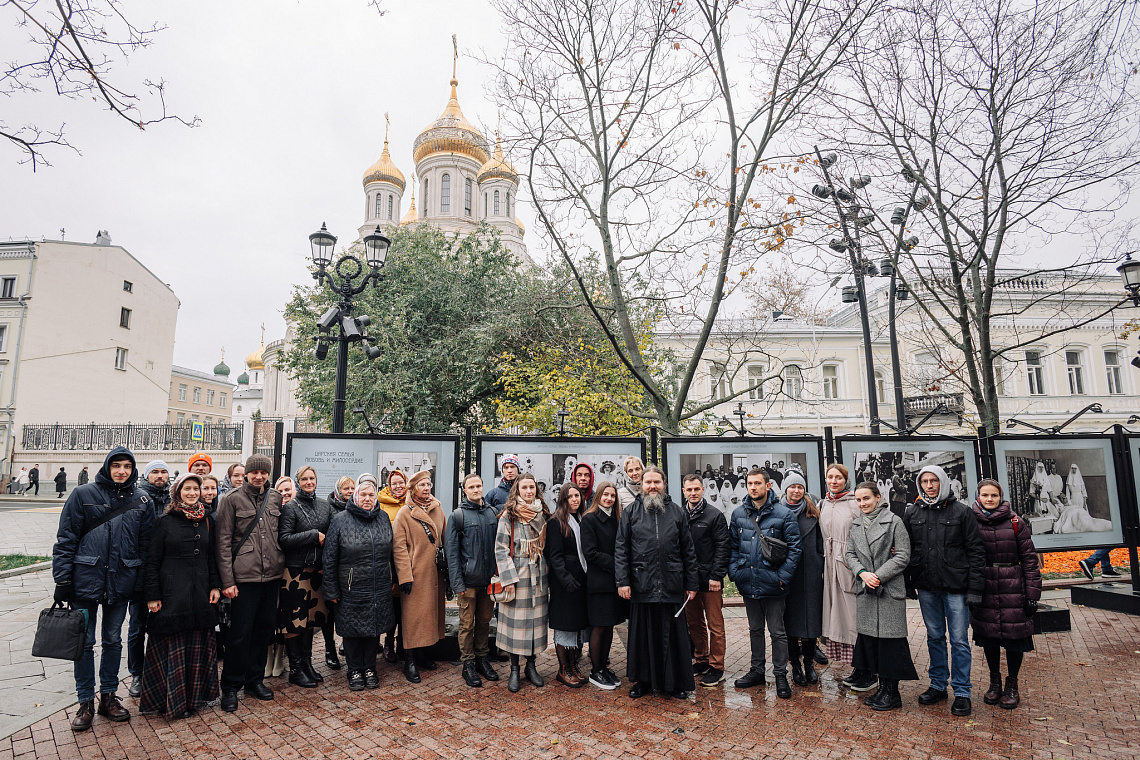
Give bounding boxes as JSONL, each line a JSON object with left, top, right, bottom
{"left": 0, "top": 598, "right": 1136, "bottom": 760}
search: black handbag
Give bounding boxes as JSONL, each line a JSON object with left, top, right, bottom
{"left": 419, "top": 521, "right": 453, "bottom": 601}
{"left": 32, "top": 602, "right": 89, "bottom": 661}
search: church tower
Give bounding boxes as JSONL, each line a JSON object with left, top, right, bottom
{"left": 359, "top": 114, "right": 407, "bottom": 239}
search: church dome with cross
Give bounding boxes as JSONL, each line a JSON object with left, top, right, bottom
{"left": 357, "top": 35, "right": 529, "bottom": 265}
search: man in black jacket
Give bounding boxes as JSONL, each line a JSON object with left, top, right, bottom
{"left": 444, "top": 474, "right": 501, "bottom": 688}
{"left": 904, "top": 464, "right": 986, "bottom": 717}
{"left": 681, "top": 474, "right": 731, "bottom": 688}
{"left": 126, "top": 460, "right": 170, "bottom": 698}
{"left": 52, "top": 447, "right": 151, "bottom": 731}
{"left": 616, "top": 466, "right": 699, "bottom": 699}
{"left": 485, "top": 454, "right": 519, "bottom": 512}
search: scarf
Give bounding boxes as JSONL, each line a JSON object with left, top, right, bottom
{"left": 175, "top": 502, "right": 206, "bottom": 521}
{"left": 568, "top": 512, "right": 587, "bottom": 571}
{"left": 412, "top": 491, "right": 435, "bottom": 509}
{"left": 785, "top": 498, "right": 806, "bottom": 519}
{"left": 515, "top": 499, "right": 547, "bottom": 560}
{"left": 599, "top": 505, "right": 613, "bottom": 518}
{"left": 860, "top": 500, "right": 887, "bottom": 528}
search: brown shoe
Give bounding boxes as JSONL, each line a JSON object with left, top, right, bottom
{"left": 983, "top": 671, "right": 1002, "bottom": 705}
{"left": 97, "top": 692, "right": 130, "bottom": 722}
{"left": 70, "top": 701, "right": 95, "bottom": 732}
{"left": 999, "top": 676, "right": 1020, "bottom": 710}
{"left": 569, "top": 648, "right": 589, "bottom": 682}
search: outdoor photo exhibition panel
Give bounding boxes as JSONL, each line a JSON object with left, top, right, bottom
{"left": 836, "top": 436, "right": 980, "bottom": 516}
{"left": 476, "top": 436, "right": 647, "bottom": 510}
{"left": 286, "top": 433, "right": 462, "bottom": 514}
{"left": 661, "top": 437, "right": 825, "bottom": 520}
{"left": 993, "top": 435, "right": 1124, "bottom": 551}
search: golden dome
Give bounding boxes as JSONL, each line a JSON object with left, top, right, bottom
{"left": 412, "top": 78, "right": 490, "bottom": 165}
{"left": 246, "top": 343, "right": 264, "bottom": 371}
{"left": 515, "top": 217, "right": 525, "bottom": 235}
{"left": 363, "top": 141, "right": 406, "bottom": 191}
{"left": 477, "top": 136, "right": 519, "bottom": 185}
{"left": 400, "top": 183, "right": 419, "bottom": 226}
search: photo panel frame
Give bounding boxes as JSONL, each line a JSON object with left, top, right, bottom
{"left": 661, "top": 437, "right": 825, "bottom": 520}
{"left": 476, "top": 435, "right": 647, "bottom": 510}
{"left": 993, "top": 435, "right": 1124, "bottom": 551}
{"left": 285, "top": 433, "right": 462, "bottom": 514}
{"left": 836, "top": 436, "right": 980, "bottom": 516}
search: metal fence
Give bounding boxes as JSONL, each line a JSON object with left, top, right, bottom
{"left": 21, "top": 424, "right": 244, "bottom": 451}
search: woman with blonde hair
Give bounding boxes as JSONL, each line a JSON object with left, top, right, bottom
{"left": 376, "top": 470, "right": 408, "bottom": 662}
{"left": 819, "top": 463, "right": 870, "bottom": 689}
{"left": 327, "top": 476, "right": 355, "bottom": 513}
{"left": 392, "top": 471, "right": 446, "bottom": 682}
{"left": 495, "top": 472, "right": 550, "bottom": 693}
{"left": 617, "top": 457, "right": 644, "bottom": 509}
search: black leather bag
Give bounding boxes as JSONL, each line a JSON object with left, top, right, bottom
{"left": 32, "top": 602, "right": 89, "bottom": 661}
{"left": 748, "top": 513, "right": 788, "bottom": 566}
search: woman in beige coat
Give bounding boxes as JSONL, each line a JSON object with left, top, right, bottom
{"left": 819, "top": 463, "right": 862, "bottom": 682}
{"left": 392, "top": 470, "right": 446, "bottom": 683}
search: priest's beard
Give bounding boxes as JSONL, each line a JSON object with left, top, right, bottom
{"left": 643, "top": 491, "right": 665, "bottom": 513}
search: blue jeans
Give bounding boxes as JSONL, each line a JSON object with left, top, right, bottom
{"left": 917, "top": 590, "right": 972, "bottom": 697}
{"left": 126, "top": 601, "right": 148, "bottom": 677}
{"left": 74, "top": 599, "right": 129, "bottom": 703}
{"left": 1085, "top": 548, "right": 1113, "bottom": 572}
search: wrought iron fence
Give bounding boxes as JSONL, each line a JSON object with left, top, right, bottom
{"left": 21, "top": 424, "right": 243, "bottom": 451}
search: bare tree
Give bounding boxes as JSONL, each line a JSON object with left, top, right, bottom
{"left": 821, "top": 0, "right": 1140, "bottom": 432}
{"left": 489, "top": 0, "right": 878, "bottom": 433}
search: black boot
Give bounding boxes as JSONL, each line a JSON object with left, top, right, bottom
{"left": 801, "top": 640, "right": 819, "bottom": 684}
{"left": 286, "top": 637, "right": 318, "bottom": 688}
{"left": 508, "top": 664, "right": 521, "bottom": 693}
{"left": 476, "top": 656, "right": 499, "bottom": 682}
{"left": 984, "top": 671, "right": 1003, "bottom": 705}
{"left": 863, "top": 680, "right": 889, "bottom": 708}
{"left": 414, "top": 649, "right": 437, "bottom": 670}
{"left": 524, "top": 656, "right": 544, "bottom": 687}
{"left": 301, "top": 631, "right": 323, "bottom": 683}
{"left": 323, "top": 624, "right": 341, "bottom": 670}
{"left": 403, "top": 650, "right": 421, "bottom": 684}
{"left": 383, "top": 633, "right": 397, "bottom": 664}
{"left": 462, "top": 662, "right": 482, "bottom": 688}
{"left": 790, "top": 655, "right": 807, "bottom": 687}
{"left": 872, "top": 680, "right": 902, "bottom": 711}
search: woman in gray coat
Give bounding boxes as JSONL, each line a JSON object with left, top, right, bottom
{"left": 845, "top": 481, "right": 918, "bottom": 711}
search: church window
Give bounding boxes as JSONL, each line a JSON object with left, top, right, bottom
{"left": 465, "top": 179, "right": 472, "bottom": 216}
{"left": 374, "top": 193, "right": 382, "bottom": 218}
{"left": 494, "top": 190, "right": 500, "bottom": 215}
{"left": 441, "top": 173, "right": 451, "bottom": 213}
{"left": 423, "top": 178, "right": 429, "bottom": 215}
{"left": 387, "top": 194, "right": 393, "bottom": 220}
{"left": 507, "top": 192, "right": 511, "bottom": 218}
{"left": 484, "top": 193, "right": 488, "bottom": 217}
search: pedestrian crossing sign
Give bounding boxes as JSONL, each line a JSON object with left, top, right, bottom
{"left": 191, "top": 422, "right": 204, "bottom": 442}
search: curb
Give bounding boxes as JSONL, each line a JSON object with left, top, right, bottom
{"left": 0, "top": 561, "right": 52, "bottom": 579}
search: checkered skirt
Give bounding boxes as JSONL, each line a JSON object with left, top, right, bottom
{"left": 138, "top": 630, "right": 219, "bottom": 716}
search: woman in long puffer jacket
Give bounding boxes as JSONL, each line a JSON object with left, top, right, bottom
{"left": 970, "top": 479, "right": 1041, "bottom": 710}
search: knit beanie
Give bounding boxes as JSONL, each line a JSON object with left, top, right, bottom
{"left": 188, "top": 452, "right": 213, "bottom": 470}
{"left": 782, "top": 471, "right": 807, "bottom": 492}
{"left": 143, "top": 460, "right": 170, "bottom": 478}
{"left": 245, "top": 453, "right": 273, "bottom": 474}
{"left": 500, "top": 454, "right": 520, "bottom": 470}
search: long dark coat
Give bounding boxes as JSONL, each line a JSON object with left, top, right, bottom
{"left": 323, "top": 502, "right": 396, "bottom": 638}
{"left": 278, "top": 489, "right": 333, "bottom": 569}
{"left": 545, "top": 513, "right": 589, "bottom": 632}
{"left": 614, "top": 496, "right": 699, "bottom": 604}
{"left": 783, "top": 500, "right": 825, "bottom": 639}
{"left": 143, "top": 510, "right": 221, "bottom": 635}
{"left": 970, "top": 501, "right": 1041, "bottom": 641}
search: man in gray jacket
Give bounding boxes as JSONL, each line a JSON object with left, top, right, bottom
{"left": 215, "top": 454, "right": 283, "bottom": 712}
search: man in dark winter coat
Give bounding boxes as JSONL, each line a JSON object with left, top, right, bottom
{"left": 728, "top": 468, "right": 802, "bottom": 699}
{"left": 444, "top": 474, "right": 501, "bottom": 688}
{"left": 681, "top": 474, "right": 732, "bottom": 688}
{"left": 126, "top": 460, "right": 170, "bottom": 698}
{"left": 52, "top": 447, "right": 151, "bottom": 731}
{"left": 77, "top": 467, "right": 89, "bottom": 486}
{"left": 485, "top": 454, "right": 519, "bottom": 512}
{"left": 29, "top": 464, "right": 39, "bottom": 495}
{"left": 214, "top": 454, "right": 284, "bottom": 712}
{"left": 54, "top": 467, "right": 68, "bottom": 498}
{"left": 616, "top": 466, "right": 699, "bottom": 699}
{"left": 904, "top": 464, "right": 986, "bottom": 717}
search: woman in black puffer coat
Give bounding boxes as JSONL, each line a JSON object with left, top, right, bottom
{"left": 322, "top": 476, "right": 395, "bottom": 691}
{"left": 970, "top": 479, "right": 1041, "bottom": 710}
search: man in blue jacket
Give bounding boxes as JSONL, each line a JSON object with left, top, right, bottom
{"left": 728, "top": 468, "right": 802, "bottom": 699}
{"left": 485, "top": 454, "right": 520, "bottom": 512}
{"left": 51, "top": 447, "right": 152, "bottom": 732}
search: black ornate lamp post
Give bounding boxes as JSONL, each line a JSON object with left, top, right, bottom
{"left": 309, "top": 223, "right": 391, "bottom": 433}
{"left": 1120, "top": 252, "right": 1140, "bottom": 307}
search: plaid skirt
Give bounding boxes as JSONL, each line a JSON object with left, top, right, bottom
{"left": 139, "top": 630, "right": 219, "bottom": 717}
{"left": 825, "top": 638, "right": 855, "bottom": 665}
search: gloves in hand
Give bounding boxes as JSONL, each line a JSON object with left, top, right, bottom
{"left": 1024, "top": 599, "right": 1038, "bottom": 617}
{"left": 400, "top": 582, "right": 413, "bottom": 595}
{"left": 54, "top": 583, "right": 74, "bottom": 604}
{"left": 966, "top": 593, "right": 983, "bottom": 608}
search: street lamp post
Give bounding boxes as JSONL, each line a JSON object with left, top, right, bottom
{"left": 309, "top": 223, "right": 391, "bottom": 433}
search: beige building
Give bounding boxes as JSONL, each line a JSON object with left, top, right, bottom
{"left": 168, "top": 360, "right": 236, "bottom": 427}
{"left": 0, "top": 236, "right": 180, "bottom": 478}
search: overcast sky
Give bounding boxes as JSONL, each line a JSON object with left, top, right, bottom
{"left": 1, "top": 0, "right": 532, "bottom": 374}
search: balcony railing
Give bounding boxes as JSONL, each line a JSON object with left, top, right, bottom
{"left": 903, "top": 393, "right": 965, "bottom": 416}
{"left": 21, "top": 424, "right": 243, "bottom": 451}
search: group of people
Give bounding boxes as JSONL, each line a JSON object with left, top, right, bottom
{"left": 50, "top": 447, "right": 1044, "bottom": 732}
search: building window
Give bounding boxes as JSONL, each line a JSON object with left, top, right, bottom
{"left": 1026, "top": 350, "right": 1046, "bottom": 395}
{"left": 114, "top": 348, "right": 128, "bottom": 371}
{"left": 123, "top": 280, "right": 133, "bottom": 293}
{"left": 119, "top": 307, "right": 131, "bottom": 329}
{"left": 875, "top": 370, "right": 886, "bottom": 403}
{"left": 207, "top": 389, "right": 215, "bottom": 406}
{"left": 192, "top": 387, "right": 201, "bottom": 404}
{"left": 1105, "top": 349, "right": 1125, "bottom": 395}
{"left": 0, "top": 324, "right": 7, "bottom": 352}
{"left": 1066, "top": 350, "right": 1086, "bottom": 395}
{"left": 178, "top": 384, "right": 187, "bottom": 402}
{"left": 388, "top": 194, "right": 393, "bottom": 220}
{"left": 484, "top": 193, "right": 488, "bottom": 217}
{"left": 494, "top": 190, "right": 500, "bottom": 215}
{"left": 204, "top": 416, "right": 212, "bottom": 425}
{"left": 507, "top": 191, "right": 512, "bottom": 218}
{"left": 783, "top": 365, "right": 804, "bottom": 399}
{"left": 441, "top": 173, "right": 450, "bottom": 213}
{"left": 822, "top": 364, "right": 840, "bottom": 399}
{"left": 709, "top": 362, "right": 730, "bottom": 401}
{"left": 0, "top": 278, "right": 15, "bottom": 299}
{"left": 191, "top": 414, "right": 199, "bottom": 423}
{"left": 374, "top": 193, "right": 382, "bottom": 218}
{"left": 423, "top": 178, "right": 429, "bottom": 215}
{"left": 176, "top": 412, "right": 185, "bottom": 426}
{"left": 219, "top": 392, "right": 227, "bottom": 408}
{"left": 465, "top": 178, "right": 472, "bottom": 216}
{"left": 747, "top": 364, "right": 766, "bottom": 400}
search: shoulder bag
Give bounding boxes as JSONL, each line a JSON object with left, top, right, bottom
{"left": 748, "top": 512, "right": 788, "bottom": 566}
{"left": 231, "top": 489, "right": 271, "bottom": 560}
{"left": 487, "top": 520, "right": 516, "bottom": 603}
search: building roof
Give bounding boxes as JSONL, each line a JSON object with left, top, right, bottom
{"left": 477, "top": 136, "right": 519, "bottom": 185}
{"left": 0, "top": 239, "right": 180, "bottom": 305}
{"left": 173, "top": 365, "right": 234, "bottom": 385}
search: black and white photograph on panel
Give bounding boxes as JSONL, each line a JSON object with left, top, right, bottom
{"left": 661, "top": 438, "right": 825, "bottom": 519}
{"left": 835, "top": 437, "right": 979, "bottom": 518}
{"left": 285, "top": 433, "right": 461, "bottom": 514}
{"left": 478, "top": 436, "right": 647, "bottom": 510}
{"left": 994, "top": 436, "right": 1124, "bottom": 550}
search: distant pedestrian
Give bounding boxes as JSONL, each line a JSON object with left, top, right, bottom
{"left": 16, "top": 466, "right": 29, "bottom": 495}
{"left": 55, "top": 467, "right": 68, "bottom": 498}
{"left": 30, "top": 464, "right": 40, "bottom": 495}
{"left": 78, "top": 467, "right": 90, "bottom": 486}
